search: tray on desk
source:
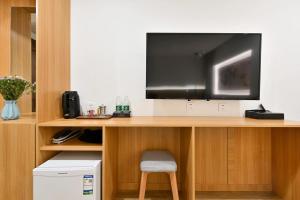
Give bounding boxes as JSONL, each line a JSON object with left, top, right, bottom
{"left": 76, "top": 115, "right": 113, "bottom": 119}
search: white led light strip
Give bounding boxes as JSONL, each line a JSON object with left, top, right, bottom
{"left": 213, "top": 49, "right": 253, "bottom": 96}
{"left": 147, "top": 85, "right": 206, "bottom": 91}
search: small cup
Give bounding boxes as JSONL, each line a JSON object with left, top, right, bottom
{"left": 88, "top": 110, "right": 95, "bottom": 116}
{"left": 99, "top": 105, "right": 106, "bottom": 116}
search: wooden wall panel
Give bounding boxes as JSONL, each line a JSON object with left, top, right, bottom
{"left": 10, "top": 0, "right": 35, "bottom": 6}
{"left": 103, "top": 127, "right": 119, "bottom": 200}
{"left": 272, "top": 128, "right": 294, "bottom": 200}
{"left": 195, "top": 127, "right": 228, "bottom": 190}
{"left": 0, "top": 122, "right": 35, "bottom": 200}
{"left": 11, "top": 7, "right": 32, "bottom": 113}
{"left": 294, "top": 130, "right": 300, "bottom": 200}
{"left": 0, "top": 1, "right": 36, "bottom": 197}
{"left": 117, "top": 127, "right": 181, "bottom": 191}
{"left": 0, "top": 0, "right": 35, "bottom": 108}
{"left": 272, "top": 128, "right": 300, "bottom": 200}
{"left": 0, "top": 0, "right": 11, "bottom": 76}
{"left": 180, "top": 127, "right": 195, "bottom": 200}
{"left": 36, "top": 0, "right": 70, "bottom": 122}
{"left": 0, "top": 0, "right": 35, "bottom": 75}
{"left": 117, "top": 127, "right": 139, "bottom": 189}
{"left": 228, "top": 128, "right": 271, "bottom": 186}
{"left": 0, "top": 123, "right": 6, "bottom": 200}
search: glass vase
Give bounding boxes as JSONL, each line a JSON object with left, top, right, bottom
{"left": 1, "top": 100, "right": 20, "bottom": 120}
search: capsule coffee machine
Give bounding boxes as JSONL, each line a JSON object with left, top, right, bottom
{"left": 62, "top": 91, "right": 80, "bottom": 119}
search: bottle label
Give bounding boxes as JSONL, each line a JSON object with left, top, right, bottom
{"left": 123, "top": 105, "right": 130, "bottom": 111}
{"left": 116, "top": 105, "right": 123, "bottom": 112}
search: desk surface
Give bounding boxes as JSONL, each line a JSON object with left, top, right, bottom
{"left": 38, "top": 116, "right": 300, "bottom": 128}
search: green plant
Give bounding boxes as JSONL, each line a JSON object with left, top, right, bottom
{"left": 0, "top": 76, "right": 35, "bottom": 100}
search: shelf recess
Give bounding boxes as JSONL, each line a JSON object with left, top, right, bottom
{"left": 40, "top": 138, "right": 103, "bottom": 152}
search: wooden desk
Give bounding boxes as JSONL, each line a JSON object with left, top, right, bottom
{"left": 38, "top": 116, "right": 300, "bottom": 127}
{"left": 37, "top": 117, "right": 300, "bottom": 200}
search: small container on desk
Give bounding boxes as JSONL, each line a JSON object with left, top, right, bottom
{"left": 113, "top": 111, "right": 131, "bottom": 118}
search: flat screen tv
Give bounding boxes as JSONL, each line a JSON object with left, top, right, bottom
{"left": 146, "top": 33, "right": 261, "bottom": 100}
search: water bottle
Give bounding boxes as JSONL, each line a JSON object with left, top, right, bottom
{"left": 116, "top": 96, "right": 122, "bottom": 112}
{"left": 123, "top": 96, "right": 130, "bottom": 112}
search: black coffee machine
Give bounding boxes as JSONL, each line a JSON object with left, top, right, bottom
{"left": 62, "top": 91, "right": 80, "bottom": 119}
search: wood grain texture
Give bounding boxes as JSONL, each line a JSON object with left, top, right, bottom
{"left": 36, "top": 0, "right": 70, "bottom": 122}
{"left": 11, "top": 7, "right": 32, "bottom": 113}
{"left": 116, "top": 191, "right": 281, "bottom": 200}
{"left": 197, "top": 184, "right": 272, "bottom": 192}
{"left": 0, "top": 121, "right": 35, "bottom": 200}
{"left": 0, "top": 112, "right": 35, "bottom": 124}
{"left": 195, "top": 128, "right": 228, "bottom": 188}
{"left": 180, "top": 127, "right": 195, "bottom": 200}
{"left": 0, "top": 0, "right": 13, "bottom": 76}
{"left": 35, "top": 117, "right": 300, "bottom": 199}
{"left": 36, "top": 127, "right": 60, "bottom": 165}
{"left": 38, "top": 117, "right": 300, "bottom": 128}
{"left": 40, "top": 138, "right": 103, "bottom": 152}
{"left": 139, "top": 172, "right": 148, "bottom": 200}
{"left": 169, "top": 172, "right": 180, "bottom": 200}
{"left": 116, "top": 190, "right": 177, "bottom": 199}
{"left": 103, "top": 127, "right": 119, "bottom": 200}
{"left": 0, "top": 122, "right": 6, "bottom": 200}
{"left": 102, "top": 127, "right": 194, "bottom": 199}
{"left": 0, "top": 0, "right": 35, "bottom": 107}
{"left": 293, "top": 130, "right": 300, "bottom": 200}
{"left": 271, "top": 128, "right": 300, "bottom": 200}
{"left": 10, "top": 0, "right": 35, "bottom": 6}
{"left": 117, "top": 127, "right": 181, "bottom": 191}
{"left": 196, "top": 191, "right": 281, "bottom": 200}
{"left": 228, "top": 128, "right": 271, "bottom": 187}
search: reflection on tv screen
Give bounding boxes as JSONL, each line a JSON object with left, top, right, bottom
{"left": 146, "top": 33, "right": 261, "bottom": 100}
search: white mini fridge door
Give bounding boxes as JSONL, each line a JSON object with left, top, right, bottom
{"left": 33, "top": 169, "right": 100, "bottom": 200}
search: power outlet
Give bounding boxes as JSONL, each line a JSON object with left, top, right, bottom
{"left": 218, "top": 103, "right": 226, "bottom": 113}
{"left": 186, "top": 101, "right": 194, "bottom": 113}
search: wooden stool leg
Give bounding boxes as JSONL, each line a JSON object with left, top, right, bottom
{"left": 139, "top": 172, "right": 148, "bottom": 200}
{"left": 169, "top": 172, "right": 179, "bottom": 200}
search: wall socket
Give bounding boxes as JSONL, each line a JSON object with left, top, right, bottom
{"left": 218, "top": 103, "right": 226, "bottom": 113}
{"left": 186, "top": 101, "right": 194, "bottom": 113}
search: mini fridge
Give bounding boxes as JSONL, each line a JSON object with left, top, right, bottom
{"left": 33, "top": 152, "right": 101, "bottom": 200}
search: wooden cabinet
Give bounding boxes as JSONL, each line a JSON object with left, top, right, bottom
{"left": 36, "top": 117, "right": 300, "bottom": 200}
{"left": 196, "top": 127, "right": 272, "bottom": 192}
{"left": 228, "top": 128, "right": 272, "bottom": 186}
{"left": 0, "top": 119, "right": 35, "bottom": 200}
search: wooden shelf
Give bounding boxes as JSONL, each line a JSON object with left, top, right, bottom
{"left": 196, "top": 192, "right": 282, "bottom": 200}
{"left": 40, "top": 138, "right": 103, "bottom": 152}
{"left": 0, "top": 112, "right": 36, "bottom": 125}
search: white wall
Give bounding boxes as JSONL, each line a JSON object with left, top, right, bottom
{"left": 71, "top": 0, "right": 300, "bottom": 120}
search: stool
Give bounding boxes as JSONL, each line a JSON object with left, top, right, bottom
{"left": 139, "top": 150, "right": 179, "bottom": 200}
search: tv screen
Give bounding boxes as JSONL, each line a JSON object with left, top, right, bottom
{"left": 146, "top": 33, "right": 261, "bottom": 100}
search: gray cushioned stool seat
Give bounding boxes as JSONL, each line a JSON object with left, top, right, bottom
{"left": 140, "top": 150, "right": 177, "bottom": 172}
